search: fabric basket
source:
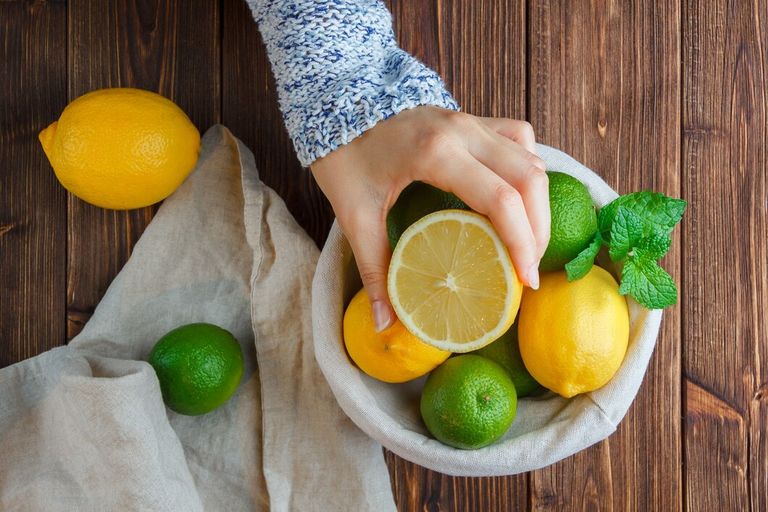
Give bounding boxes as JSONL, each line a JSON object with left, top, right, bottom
{"left": 311, "top": 145, "right": 663, "bottom": 477}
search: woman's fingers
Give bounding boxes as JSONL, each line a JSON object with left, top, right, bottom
{"left": 513, "top": 169, "right": 550, "bottom": 260}
{"left": 313, "top": 109, "right": 552, "bottom": 326}
{"left": 479, "top": 118, "right": 539, "bottom": 156}
{"left": 470, "top": 128, "right": 551, "bottom": 260}
{"left": 339, "top": 209, "right": 395, "bottom": 332}
{"left": 423, "top": 152, "right": 541, "bottom": 289}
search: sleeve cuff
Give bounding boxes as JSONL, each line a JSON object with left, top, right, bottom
{"left": 287, "top": 50, "right": 459, "bottom": 167}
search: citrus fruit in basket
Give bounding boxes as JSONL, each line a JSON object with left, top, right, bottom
{"left": 387, "top": 210, "right": 523, "bottom": 353}
{"left": 343, "top": 289, "right": 451, "bottom": 383}
{"left": 39, "top": 88, "right": 200, "bottom": 209}
{"left": 539, "top": 171, "right": 598, "bottom": 271}
{"left": 420, "top": 355, "right": 517, "bottom": 449}
{"left": 518, "top": 266, "right": 629, "bottom": 398}
{"left": 387, "top": 181, "right": 469, "bottom": 248}
{"left": 148, "top": 322, "right": 244, "bottom": 416}
{"left": 473, "top": 323, "right": 544, "bottom": 398}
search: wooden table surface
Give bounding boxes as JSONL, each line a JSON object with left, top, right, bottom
{"left": 1, "top": 1, "right": 766, "bottom": 510}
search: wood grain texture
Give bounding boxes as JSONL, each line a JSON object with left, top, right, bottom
{"left": 437, "top": 0, "right": 527, "bottom": 119}
{"left": 386, "top": 1, "right": 529, "bottom": 510}
{"left": 66, "top": 0, "right": 220, "bottom": 339}
{"left": 682, "top": 0, "right": 767, "bottom": 509}
{"left": 529, "top": 1, "right": 682, "bottom": 510}
{"left": 221, "top": 0, "right": 333, "bottom": 248}
{"left": 384, "top": 450, "right": 527, "bottom": 512}
{"left": 0, "top": 0, "right": 68, "bottom": 365}
{"left": 750, "top": 385, "right": 768, "bottom": 512}
{"left": 530, "top": 441, "right": 614, "bottom": 511}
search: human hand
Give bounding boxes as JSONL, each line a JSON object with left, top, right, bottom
{"left": 311, "top": 106, "right": 550, "bottom": 332}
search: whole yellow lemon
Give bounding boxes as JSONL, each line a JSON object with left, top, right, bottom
{"left": 343, "top": 289, "right": 451, "bottom": 383}
{"left": 518, "top": 266, "right": 629, "bottom": 398}
{"left": 39, "top": 88, "right": 200, "bottom": 209}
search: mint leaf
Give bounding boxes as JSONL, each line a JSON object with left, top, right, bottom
{"left": 619, "top": 251, "right": 677, "bottom": 308}
{"left": 638, "top": 233, "right": 672, "bottom": 260}
{"left": 565, "top": 231, "right": 603, "bottom": 281}
{"left": 599, "top": 192, "right": 687, "bottom": 239}
{"left": 598, "top": 199, "right": 622, "bottom": 236}
{"left": 608, "top": 206, "right": 644, "bottom": 261}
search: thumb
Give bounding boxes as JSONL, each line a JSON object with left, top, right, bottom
{"left": 342, "top": 210, "right": 395, "bottom": 333}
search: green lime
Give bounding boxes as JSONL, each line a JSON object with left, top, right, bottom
{"left": 420, "top": 355, "right": 517, "bottom": 449}
{"left": 148, "top": 322, "right": 244, "bottom": 416}
{"left": 539, "top": 171, "right": 598, "bottom": 271}
{"left": 473, "top": 323, "right": 544, "bottom": 397}
{"left": 387, "top": 181, "right": 469, "bottom": 248}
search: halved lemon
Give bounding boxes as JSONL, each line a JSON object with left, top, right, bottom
{"left": 387, "top": 210, "right": 523, "bottom": 352}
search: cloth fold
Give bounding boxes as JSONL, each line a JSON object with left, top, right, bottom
{"left": 0, "top": 125, "right": 396, "bottom": 512}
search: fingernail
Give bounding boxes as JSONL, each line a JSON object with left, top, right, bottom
{"left": 373, "top": 300, "right": 393, "bottom": 333}
{"left": 527, "top": 264, "right": 540, "bottom": 290}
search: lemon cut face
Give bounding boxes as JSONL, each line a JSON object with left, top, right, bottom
{"left": 387, "top": 210, "right": 522, "bottom": 353}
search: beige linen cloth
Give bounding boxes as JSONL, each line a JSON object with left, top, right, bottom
{"left": 0, "top": 126, "right": 396, "bottom": 511}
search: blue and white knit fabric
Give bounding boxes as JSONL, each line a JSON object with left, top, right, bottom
{"left": 248, "top": 0, "right": 459, "bottom": 166}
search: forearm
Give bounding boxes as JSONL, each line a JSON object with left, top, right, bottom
{"left": 247, "top": 0, "right": 458, "bottom": 166}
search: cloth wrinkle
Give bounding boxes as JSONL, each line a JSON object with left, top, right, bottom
{"left": 0, "top": 126, "right": 396, "bottom": 511}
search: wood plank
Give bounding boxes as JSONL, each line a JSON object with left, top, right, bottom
{"left": 386, "top": 1, "right": 529, "bottom": 510}
{"left": 0, "top": 0, "right": 68, "bottom": 366}
{"left": 221, "top": 0, "right": 332, "bottom": 248}
{"left": 681, "top": 0, "right": 767, "bottom": 509}
{"left": 384, "top": 450, "right": 525, "bottom": 512}
{"left": 528, "top": 1, "right": 682, "bottom": 510}
{"left": 529, "top": 441, "right": 613, "bottom": 510}
{"left": 66, "top": 0, "right": 220, "bottom": 339}
{"left": 751, "top": 385, "right": 768, "bottom": 512}
{"left": 435, "top": 0, "right": 527, "bottom": 120}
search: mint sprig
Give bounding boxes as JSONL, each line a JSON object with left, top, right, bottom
{"left": 565, "top": 231, "right": 602, "bottom": 281}
{"left": 619, "top": 250, "right": 678, "bottom": 308}
{"left": 564, "top": 191, "right": 686, "bottom": 309}
{"left": 608, "top": 206, "right": 644, "bottom": 261}
{"left": 598, "top": 192, "right": 686, "bottom": 238}
{"left": 638, "top": 233, "right": 672, "bottom": 260}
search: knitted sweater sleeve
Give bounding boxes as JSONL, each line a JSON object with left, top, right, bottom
{"left": 247, "top": 0, "right": 459, "bottom": 167}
